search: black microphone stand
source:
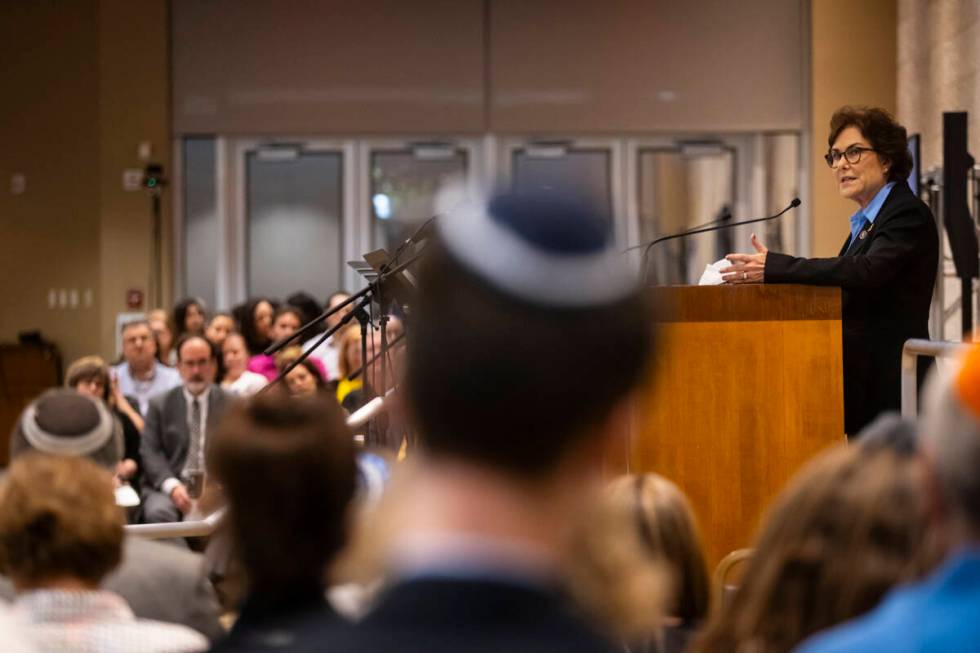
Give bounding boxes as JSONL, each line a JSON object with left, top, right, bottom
{"left": 258, "top": 292, "right": 374, "bottom": 394}
{"left": 625, "top": 199, "right": 801, "bottom": 285}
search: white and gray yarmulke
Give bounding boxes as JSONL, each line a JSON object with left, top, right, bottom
{"left": 12, "top": 389, "right": 120, "bottom": 466}
{"left": 437, "top": 189, "right": 636, "bottom": 308}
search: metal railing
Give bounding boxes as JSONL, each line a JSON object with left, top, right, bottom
{"left": 125, "top": 507, "right": 226, "bottom": 539}
{"left": 124, "top": 388, "right": 397, "bottom": 539}
{"left": 901, "top": 338, "right": 969, "bottom": 417}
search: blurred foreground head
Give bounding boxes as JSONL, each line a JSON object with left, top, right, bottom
{"left": 407, "top": 189, "right": 653, "bottom": 475}
{"left": 10, "top": 388, "right": 122, "bottom": 470}
{"left": 920, "top": 345, "right": 980, "bottom": 542}
{"left": 209, "top": 393, "right": 357, "bottom": 596}
{"left": 0, "top": 453, "right": 122, "bottom": 589}
{"left": 692, "top": 441, "right": 928, "bottom": 653}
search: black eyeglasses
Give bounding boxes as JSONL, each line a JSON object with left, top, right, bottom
{"left": 824, "top": 145, "right": 876, "bottom": 168}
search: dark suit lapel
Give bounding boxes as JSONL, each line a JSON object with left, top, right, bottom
{"left": 171, "top": 388, "right": 189, "bottom": 467}
{"left": 207, "top": 386, "right": 223, "bottom": 419}
{"left": 844, "top": 222, "right": 874, "bottom": 256}
{"left": 841, "top": 182, "right": 912, "bottom": 257}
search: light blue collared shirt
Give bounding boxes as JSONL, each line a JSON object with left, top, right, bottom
{"left": 848, "top": 181, "right": 896, "bottom": 244}
{"left": 112, "top": 360, "right": 181, "bottom": 415}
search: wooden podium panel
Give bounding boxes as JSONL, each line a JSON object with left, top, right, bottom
{"left": 630, "top": 285, "right": 845, "bottom": 566}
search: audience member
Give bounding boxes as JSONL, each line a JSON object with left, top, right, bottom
{"left": 173, "top": 297, "right": 208, "bottom": 341}
{"left": 853, "top": 411, "right": 918, "bottom": 456}
{"left": 335, "top": 325, "right": 364, "bottom": 407}
{"left": 795, "top": 348, "right": 980, "bottom": 652}
{"left": 2, "top": 389, "right": 225, "bottom": 641}
{"left": 0, "top": 453, "right": 208, "bottom": 653}
{"left": 208, "top": 393, "right": 357, "bottom": 652}
{"left": 304, "top": 290, "right": 352, "bottom": 380}
{"left": 325, "top": 190, "right": 654, "bottom": 653}
{"left": 66, "top": 355, "right": 143, "bottom": 491}
{"left": 148, "top": 309, "right": 176, "bottom": 366}
{"left": 360, "top": 316, "right": 404, "bottom": 396}
{"left": 249, "top": 306, "right": 326, "bottom": 382}
{"left": 286, "top": 291, "right": 326, "bottom": 343}
{"left": 205, "top": 312, "right": 235, "bottom": 349}
{"left": 282, "top": 357, "right": 327, "bottom": 397}
{"left": 220, "top": 332, "right": 268, "bottom": 397}
{"left": 572, "top": 474, "right": 710, "bottom": 653}
{"left": 239, "top": 298, "right": 275, "bottom": 356}
{"left": 113, "top": 319, "right": 181, "bottom": 415}
{"left": 692, "top": 439, "right": 929, "bottom": 653}
{"left": 140, "top": 335, "right": 229, "bottom": 524}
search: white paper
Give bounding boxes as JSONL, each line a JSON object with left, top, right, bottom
{"left": 698, "top": 257, "right": 731, "bottom": 286}
{"left": 115, "top": 483, "right": 141, "bottom": 508}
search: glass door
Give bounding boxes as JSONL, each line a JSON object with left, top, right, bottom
{"left": 244, "top": 147, "right": 345, "bottom": 300}
{"left": 497, "top": 137, "right": 627, "bottom": 244}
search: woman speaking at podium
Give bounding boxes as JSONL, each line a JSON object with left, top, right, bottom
{"left": 722, "top": 107, "right": 938, "bottom": 436}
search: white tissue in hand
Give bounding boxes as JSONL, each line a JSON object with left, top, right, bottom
{"left": 698, "top": 257, "right": 731, "bottom": 286}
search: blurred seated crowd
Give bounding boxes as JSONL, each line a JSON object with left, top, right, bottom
{"left": 2, "top": 190, "right": 980, "bottom": 652}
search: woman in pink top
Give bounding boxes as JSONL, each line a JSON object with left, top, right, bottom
{"left": 248, "top": 305, "right": 327, "bottom": 382}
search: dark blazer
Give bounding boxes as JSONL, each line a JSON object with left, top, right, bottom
{"left": 765, "top": 182, "right": 938, "bottom": 435}
{"left": 140, "top": 385, "right": 229, "bottom": 491}
{"left": 210, "top": 587, "right": 342, "bottom": 653}
{"left": 321, "top": 577, "right": 618, "bottom": 653}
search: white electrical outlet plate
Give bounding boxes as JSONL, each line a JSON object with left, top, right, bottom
{"left": 123, "top": 169, "right": 144, "bottom": 191}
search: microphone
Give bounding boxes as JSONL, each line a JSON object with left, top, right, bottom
{"left": 688, "top": 204, "right": 733, "bottom": 231}
{"left": 407, "top": 215, "right": 438, "bottom": 244}
{"left": 628, "top": 198, "right": 801, "bottom": 283}
{"left": 381, "top": 214, "right": 438, "bottom": 277}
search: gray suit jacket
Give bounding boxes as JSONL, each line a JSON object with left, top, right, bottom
{"left": 0, "top": 537, "right": 224, "bottom": 642}
{"left": 140, "top": 385, "right": 229, "bottom": 492}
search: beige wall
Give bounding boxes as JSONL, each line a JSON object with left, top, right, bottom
{"left": 172, "top": 0, "right": 807, "bottom": 135}
{"left": 0, "top": 1, "right": 103, "bottom": 366}
{"left": 897, "top": 0, "right": 980, "bottom": 170}
{"left": 0, "top": 1, "right": 171, "bottom": 367}
{"left": 897, "top": 0, "right": 980, "bottom": 340}
{"left": 810, "top": 0, "right": 897, "bottom": 257}
{"left": 98, "top": 0, "right": 172, "bottom": 358}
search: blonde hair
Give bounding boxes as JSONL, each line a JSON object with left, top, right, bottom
{"left": 565, "top": 477, "right": 669, "bottom": 641}
{"left": 610, "top": 474, "right": 710, "bottom": 624}
{"left": 0, "top": 453, "right": 123, "bottom": 586}
{"left": 336, "top": 325, "right": 363, "bottom": 380}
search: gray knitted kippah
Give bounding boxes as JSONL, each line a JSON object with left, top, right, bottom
{"left": 10, "top": 389, "right": 121, "bottom": 468}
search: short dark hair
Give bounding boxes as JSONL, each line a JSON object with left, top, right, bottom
{"left": 120, "top": 318, "right": 151, "bottom": 335}
{"left": 286, "top": 292, "right": 321, "bottom": 323}
{"left": 209, "top": 393, "right": 356, "bottom": 595}
{"left": 828, "top": 106, "right": 913, "bottom": 184}
{"left": 175, "top": 334, "right": 219, "bottom": 362}
{"left": 272, "top": 305, "right": 304, "bottom": 326}
{"left": 406, "top": 240, "right": 653, "bottom": 477}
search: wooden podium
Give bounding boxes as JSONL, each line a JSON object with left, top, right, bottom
{"left": 629, "top": 285, "right": 845, "bottom": 566}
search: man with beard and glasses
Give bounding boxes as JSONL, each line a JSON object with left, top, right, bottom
{"left": 140, "top": 335, "right": 229, "bottom": 524}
